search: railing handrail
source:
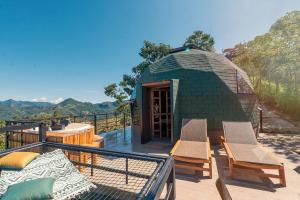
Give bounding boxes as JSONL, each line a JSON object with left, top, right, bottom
{"left": 1, "top": 110, "right": 131, "bottom": 123}
{"left": 0, "top": 123, "right": 40, "bottom": 132}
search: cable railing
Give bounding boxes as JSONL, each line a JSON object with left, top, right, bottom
{"left": 0, "top": 111, "right": 132, "bottom": 151}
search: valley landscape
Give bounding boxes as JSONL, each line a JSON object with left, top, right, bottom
{"left": 0, "top": 98, "right": 118, "bottom": 120}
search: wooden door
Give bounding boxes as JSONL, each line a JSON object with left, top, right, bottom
{"left": 151, "top": 88, "right": 171, "bottom": 140}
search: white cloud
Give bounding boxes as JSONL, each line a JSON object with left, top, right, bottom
{"left": 51, "top": 97, "right": 64, "bottom": 104}
{"left": 32, "top": 97, "right": 64, "bottom": 104}
{"left": 32, "top": 97, "right": 48, "bottom": 102}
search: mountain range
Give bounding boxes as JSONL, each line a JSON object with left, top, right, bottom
{"left": 0, "top": 98, "right": 118, "bottom": 120}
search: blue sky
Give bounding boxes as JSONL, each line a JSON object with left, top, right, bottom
{"left": 0, "top": 0, "right": 299, "bottom": 103}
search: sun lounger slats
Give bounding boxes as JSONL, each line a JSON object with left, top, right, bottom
{"left": 172, "top": 141, "right": 208, "bottom": 160}
{"left": 181, "top": 119, "right": 207, "bottom": 142}
{"left": 223, "top": 121, "right": 257, "bottom": 144}
{"left": 227, "top": 143, "right": 280, "bottom": 166}
{"left": 222, "top": 121, "right": 286, "bottom": 187}
{"left": 171, "top": 119, "right": 212, "bottom": 178}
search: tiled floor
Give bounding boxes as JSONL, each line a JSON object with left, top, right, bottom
{"left": 99, "top": 129, "right": 300, "bottom": 200}
{"left": 100, "top": 128, "right": 222, "bottom": 199}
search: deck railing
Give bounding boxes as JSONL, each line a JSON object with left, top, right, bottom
{"left": 0, "top": 111, "right": 131, "bottom": 151}
{"left": 4, "top": 111, "right": 131, "bottom": 132}
{"left": 70, "top": 111, "right": 131, "bottom": 135}
{"left": 0, "top": 123, "right": 175, "bottom": 200}
{"left": 0, "top": 121, "right": 47, "bottom": 150}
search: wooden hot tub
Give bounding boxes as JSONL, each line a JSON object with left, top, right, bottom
{"left": 8, "top": 123, "right": 104, "bottom": 148}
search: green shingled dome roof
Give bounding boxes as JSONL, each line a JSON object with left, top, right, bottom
{"left": 147, "top": 49, "right": 253, "bottom": 93}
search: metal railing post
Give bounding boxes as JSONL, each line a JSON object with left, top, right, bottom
{"left": 5, "top": 121, "right": 9, "bottom": 149}
{"left": 125, "top": 156, "right": 128, "bottom": 184}
{"left": 39, "top": 123, "right": 46, "bottom": 142}
{"left": 91, "top": 153, "right": 94, "bottom": 176}
{"left": 115, "top": 112, "right": 117, "bottom": 130}
{"left": 167, "top": 166, "right": 176, "bottom": 200}
{"left": 123, "top": 113, "right": 126, "bottom": 141}
{"left": 258, "top": 107, "right": 263, "bottom": 133}
{"left": 5, "top": 131, "right": 9, "bottom": 149}
{"left": 20, "top": 128, "right": 24, "bottom": 146}
{"left": 105, "top": 113, "right": 108, "bottom": 131}
{"left": 93, "top": 113, "right": 97, "bottom": 136}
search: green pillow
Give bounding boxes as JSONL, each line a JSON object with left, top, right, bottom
{"left": 1, "top": 178, "right": 55, "bottom": 200}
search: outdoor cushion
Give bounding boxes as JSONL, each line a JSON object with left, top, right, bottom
{"left": 172, "top": 141, "right": 208, "bottom": 160}
{"left": 0, "top": 152, "right": 39, "bottom": 170}
{"left": 181, "top": 119, "right": 207, "bottom": 142}
{"left": 0, "top": 149, "right": 95, "bottom": 200}
{"left": 227, "top": 143, "right": 281, "bottom": 165}
{"left": 223, "top": 121, "right": 257, "bottom": 145}
{"left": 1, "top": 177, "right": 55, "bottom": 200}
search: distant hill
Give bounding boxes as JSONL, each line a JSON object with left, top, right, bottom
{"left": 1, "top": 99, "right": 53, "bottom": 108}
{"left": 0, "top": 98, "right": 118, "bottom": 120}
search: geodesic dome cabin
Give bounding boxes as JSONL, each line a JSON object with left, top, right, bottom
{"left": 130, "top": 47, "right": 259, "bottom": 145}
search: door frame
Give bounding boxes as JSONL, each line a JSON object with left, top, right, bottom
{"left": 150, "top": 87, "right": 171, "bottom": 140}
{"left": 142, "top": 80, "right": 172, "bottom": 143}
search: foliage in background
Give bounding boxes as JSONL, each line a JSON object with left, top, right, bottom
{"left": 227, "top": 11, "right": 300, "bottom": 119}
{"left": 105, "top": 30, "right": 215, "bottom": 107}
{"left": 183, "top": 31, "right": 215, "bottom": 51}
{"left": 0, "top": 120, "right": 5, "bottom": 127}
{"left": 0, "top": 120, "right": 5, "bottom": 150}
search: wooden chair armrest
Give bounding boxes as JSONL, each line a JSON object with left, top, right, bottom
{"left": 207, "top": 137, "right": 212, "bottom": 159}
{"left": 223, "top": 142, "right": 234, "bottom": 160}
{"left": 220, "top": 136, "right": 225, "bottom": 143}
{"left": 220, "top": 136, "right": 225, "bottom": 148}
{"left": 170, "top": 140, "right": 181, "bottom": 155}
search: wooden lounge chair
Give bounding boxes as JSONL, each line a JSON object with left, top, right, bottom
{"left": 221, "top": 121, "right": 286, "bottom": 187}
{"left": 170, "top": 119, "right": 212, "bottom": 178}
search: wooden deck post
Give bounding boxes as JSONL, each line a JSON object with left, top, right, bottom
{"left": 209, "top": 158, "right": 212, "bottom": 179}
{"left": 279, "top": 165, "right": 286, "bottom": 187}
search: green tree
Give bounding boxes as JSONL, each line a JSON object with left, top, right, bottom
{"left": 183, "top": 30, "right": 215, "bottom": 51}
{"left": 104, "top": 83, "right": 128, "bottom": 112}
{"left": 129, "top": 41, "right": 171, "bottom": 85}
{"left": 104, "top": 41, "right": 171, "bottom": 111}
{"left": 105, "top": 30, "right": 216, "bottom": 109}
{"left": 230, "top": 11, "right": 300, "bottom": 118}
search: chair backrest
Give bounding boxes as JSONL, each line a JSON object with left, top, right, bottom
{"left": 222, "top": 121, "right": 257, "bottom": 145}
{"left": 180, "top": 119, "right": 207, "bottom": 142}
